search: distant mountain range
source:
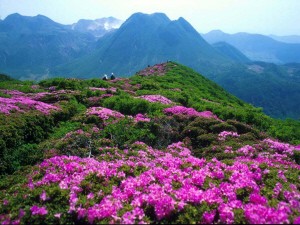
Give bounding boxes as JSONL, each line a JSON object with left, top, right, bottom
{"left": 54, "top": 12, "right": 233, "bottom": 77}
{"left": 202, "top": 30, "right": 300, "bottom": 64}
{"left": 269, "top": 34, "right": 300, "bottom": 44}
{"left": 0, "top": 13, "right": 96, "bottom": 80}
{"left": 212, "top": 42, "right": 251, "bottom": 63}
{"left": 0, "top": 12, "right": 300, "bottom": 119}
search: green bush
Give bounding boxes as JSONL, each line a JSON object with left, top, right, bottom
{"left": 209, "top": 123, "right": 237, "bottom": 134}
{"left": 196, "top": 133, "right": 216, "bottom": 148}
{"left": 102, "top": 94, "right": 164, "bottom": 116}
{"left": 103, "top": 118, "right": 156, "bottom": 148}
{"left": 293, "top": 150, "right": 300, "bottom": 165}
{"left": 226, "top": 120, "right": 254, "bottom": 134}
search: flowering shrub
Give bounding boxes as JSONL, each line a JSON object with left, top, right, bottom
{"left": 237, "top": 145, "right": 256, "bottom": 157}
{"left": 137, "top": 95, "right": 173, "bottom": 105}
{"left": 1, "top": 62, "right": 300, "bottom": 225}
{"left": 134, "top": 113, "right": 150, "bottom": 122}
{"left": 218, "top": 131, "right": 240, "bottom": 141}
{"left": 86, "top": 107, "right": 124, "bottom": 121}
{"left": 1, "top": 141, "right": 299, "bottom": 224}
{"left": 1, "top": 89, "right": 25, "bottom": 96}
{"left": 164, "top": 106, "right": 219, "bottom": 120}
{"left": 89, "top": 87, "right": 117, "bottom": 93}
{"left": 137, "top": 63, "right": 168, "bottom": 76}
{"left": 86, "top": 94, "right": 113, "bottom": 107}
{"left": 263, "top": 138, "right": 295, "bottom": 156}
{"left": 31, "top": 90, "right": 80, "bottom": 101}
{"left": 0, "top": 96, "right": 60, "bottom": 114}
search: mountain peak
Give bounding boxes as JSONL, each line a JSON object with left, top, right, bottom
{"left": 175, "top": 16, "right": 200, "bottom": 34}
{"left": 207, "top": 29, "right": 226, "bottom": 34}
{"left": 2, "top": 13, "right": 60, "bottom": 28}
{"left": 124, "top": 12, "right": 170, "bottom": 27}
{"left": 130, "top": 12, "right": 169, "bottom": 20}
{"left": 3, "top": 13, "right": 23, "bottom": 22}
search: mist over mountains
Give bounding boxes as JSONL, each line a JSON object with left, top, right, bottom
{"left": 68, "top": 17, "right": 123, "bottom": 38}
{"left": 0, "top": 12, "right": 300, "bottom": 119}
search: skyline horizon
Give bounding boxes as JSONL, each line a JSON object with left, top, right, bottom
{"left": 0, "top": 0, "right": 299, "bottom": 36}
{"left": 1, "top": 11, "right": 300, "bottom": 37}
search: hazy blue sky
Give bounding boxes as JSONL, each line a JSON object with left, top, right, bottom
{"left": 0, "top": 0, "right": 299, "bottom": 35}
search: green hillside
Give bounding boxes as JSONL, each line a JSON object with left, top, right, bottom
{"left": 52, "top": 13, "right": 300, "bottom": 120}
{"left": 0, "top": 62, "right": 300, "bottom": 224}
{"left": 212, "top": 42, "right": 251, "bottom": 63}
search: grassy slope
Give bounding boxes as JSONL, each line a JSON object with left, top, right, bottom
{"left": 0, "top": 62, "right": 299, "bottom": 224}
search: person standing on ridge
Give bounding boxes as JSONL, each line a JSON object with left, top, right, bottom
{"left": 110, "top": 73, "right": 116, "bottom": 80}
{"left": 102, "top": 74, "right": 108, "bottom": 80}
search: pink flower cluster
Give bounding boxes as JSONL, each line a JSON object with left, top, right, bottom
{"left": 2, "top": 141, "right": 295, "bottom": 224}
{"left": 31, "top": 90, "right": 79, "bottom": 100}
{"left": 137, "top": 63, "right": 168, "bottom": 77}
{"left": 30, "top": 205, "right": 48, "bottom": 216}
{"left": 263, "top": 138, "right": 295, "bottom": 156}
{"left": 89, "top": 87, "right": 117, "bottom": 93}
{"left": 163, "top": 106, "right": 219, "bottom": 120}
{"left": 1, "top": 89, "right": 25, "bottom": 96}
{"left": 138, "top": 95, "right": 173, "bottom": 105}
{"left": 0, "top": 96, "right": 60, "bottom": 115}
{"left": 237, "top": 145, "right": 256, "bottom": 157}
{"left": 224, "top": 139, "right": 298, "bottom": 165}
{"left": 86, "top": 107, "right": 124, "bottom": 121}
{"left": 134, "top": 113, "right": 150, "bottom": 123}
{"left": 218, "top": 131, "right": 240, "bottom": 141}
{"left": 87, "top": 94, "right": 113, "bottom": 106}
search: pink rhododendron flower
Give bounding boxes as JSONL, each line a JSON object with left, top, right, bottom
{"left": 40, "top": 190, "right": 47, "bottom": 201}
{"left": 138, "top": 95, "right": 173, "bottom": 105}
{"left": 0, "top": 95, "right": 60, "bottom": 114}
{"left": 134, "top": 113, "right": 150, "bottom": 122}
{"left": 86, "top": 107, "right": 124, "bottom": 121}
{"left": 30, "top": 205, "right": 48, "bottom": 216}
{"left": 218, "top": 131, "right": 239, "bottom": 141}
{"left": 202, "top": 210, "right": 216, "bottom": 223}
{"left": 163, "top": 106, "right": 219, "bottom": 120}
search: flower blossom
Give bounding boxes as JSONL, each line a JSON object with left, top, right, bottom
{"left": 138, "top": 95, "right": 173, "bottom": 105}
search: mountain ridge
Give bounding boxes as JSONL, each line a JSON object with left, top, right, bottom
{"left": 202, "top": 30, "right": 300, "bottom": 64}
{"left": 0, "top": 12, "right": 300, "bottom": 119}
{"left": 54, "top": 12, "right": 233, "bottom": 77}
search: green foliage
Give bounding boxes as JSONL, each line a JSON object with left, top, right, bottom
{"left": 0, "top": 97, "right": 86, "bottom": 174}
{"left": 293, "top": 150, "right": 300, "bottom": 165}
{"left": 209, "top": 123, "right": 237, "bottom": 133}
{"left": 233, "top": 208, "right": 247, "bottom": 224}
{"left": 53, "top": 99, "right": 86, "bottom": 122}
{"left": 3, "top": 144, "right": 41, "bottom": 173}
{"left": 49, "top": 121, "right": 81, "bottom": 139}
{"left": 0, "top": 80, "right": 42, "bottom": 93}
{"left": 103, "top": 118, "right": 156, "bottom": 148}
{"left": 39, "top": 77, "right": 110, "bottom": 90}
{"left": 150, "top": 115, "right": 189, "bottom": 148}
{"left": 176, "top": 203, "right": 211, "bottom": 224}
{"left": 102, "top": 93, "right": 165, "bottom": 116}
{"left": 0, "top": 113, "right": 54, "bottom": 174}
{"left": 268, "top": 119, "right": 300, "bottom": 145}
